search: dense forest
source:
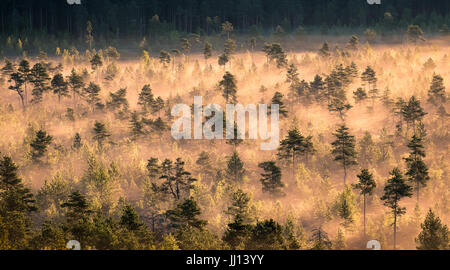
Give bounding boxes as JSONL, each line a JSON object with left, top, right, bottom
{"left": 0, "top": 1, "right": 449, "bottom": 251}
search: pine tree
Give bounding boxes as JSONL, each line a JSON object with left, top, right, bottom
{"left": 247, "top": 219, "right": 284, "bottom": 250}
{"left": 270, "top": 91, "right": 288, "bottom": 117}
{"left": 51, "top": 73, "right": 69, "bottom": 103}
{"left": 225, "top": 151, "right": 245, "bottom": 183}
{"left": 30, "top": 62, "right": 50, "bottom": 104}
{"left": 84, "top": 82, "right": 102, "bottom": 110}
{"left": 85, "top": 21, "right": 94, "bottom": 50}
{"left": 310, "top": 74, "right": 325, "bottom": 102}
{"left": 218, "top": 53, "right": 229, "bottom": 69}
{"left": 353, "top": 88, "right": 368, "bottom": 104}
{"left": 120, "top": 205, "right": 144, "bottom": 231}
{"left": 381, "top": 167, "right": 413, "bottom": 250}
{"left": 67, "top": 68, "right": 85, "bottom": 104}
{"left": 180, "top": 38, "right": 191, "bottom": 54}
{"left": 335, "top": 185, "right": 358, "bottom": 226}
{"left": 258, "top": 161, "right": 285, "bottom": 197}
{"left": 219, "top": 72, "right": 237, "bottom": 103}
{"left": 30, "top": 130, "right": 52, "bottom": 162}
{"left": 106, "top": 88, "right": 129, "bottom": 113}
{"left": 129, "top": 111, "right": 145, "bottom": 139}
{"left": 278, "top": 127, "right": 315, "bottom": 180}
{"left": 166, "top": 197, "right": 207, "bottom": 229}
{"left": 138, "top": 84, "right": 155, "bottom": 114}
{"left": 310, "top": 228, "right": 332, "bottom": 250}
{"left": 92, "top": 121, "right": 110, "bottom": 147}
{"left": 159, "top": 158, "right": 196, "bottom": 201}
{"left": 361, "top": 66, "right": 378, "bottom": 107}
{"left": 0, "top": 155, "right": 37, "bottom": 249}
{"left": 415, "top": 209, "right": 449, "bottom": 250}
{"left": 346, "top": 35, "right": 359, "bottom": 50}
{"left": 90, "top": 53, "right": 103, "bottom": 71}
{"left": 404, "top": 135, "right": 430, "bottom": 204}
{"left": 8, "top": 71, "right": 25, "bottom": 110}
{"left": 73, "top": 133, "right": 82, "bottom": 149}
{"left": 407, "top": 25, "right": 425, "bottom": 43}
{"left": 286, "top": 64, "right": 300, "bottom": 84}
{"left": 224, "top": 39, "right": 237, "bottom": 57}
{"left": 331, "top": 125, "right": 358, "bottom": 185}
{"left": 401, "top": 96, "right": 427, "bottom": 135}
{"left": 159, "top": 50, "right": 171, "bottom": 67}
{"left": 223, "top": 189, "right": 253, "bottom": 249}
{"left": 203, "top": 41, "right": 212, "bottom": 64}
{"left": 17, "top": 59, "right": 32, "bottom": 105}
{"left": 352, "top": 169, "right": 376, "bottom": 236}
{"left": 318, "top": 42, "right": 330, "bottom": 58}
{"left": 427, "top": 74, "right": 446, "bottom": 107}
{"left": 221, "top": 21, "right": 234, "bottom": 39}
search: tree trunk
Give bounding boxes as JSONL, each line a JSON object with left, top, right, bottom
{"left": 363, "top": 193, "right": 366, "bottom": 237}
{"left": 393, "top": 209, "right": 397, "bottom": 250}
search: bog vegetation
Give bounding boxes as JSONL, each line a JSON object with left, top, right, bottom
{"left": 0, "top": 20, "right": 449, "bottom": 250}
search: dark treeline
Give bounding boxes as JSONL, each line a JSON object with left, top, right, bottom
{"left": 1, "top": 0, "right": 450, "bottom": 38}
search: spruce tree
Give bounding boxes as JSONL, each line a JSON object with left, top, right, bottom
{"left": 92, "top": 121, "right": 110, "bottom": 147}
{"left": 30, "top": 130, "right": 53, "bottom": 162}
{"left": 67, "top": 68, "right": 85, "bottom": 104}
{"left": 415, "top": 209, "right": 449, "bottom": 250}
{"left": 352, "top": 169, "right": 376, "bottom": 236}
{"left": 225, "top": 151, "right": 245, "bottom": 183}
{"left": 258, "top": 161, "right": 285, "bottom": 197}
{"left": 51, "top": 73, "right": 69, "bottom": 103}
{"left": 84, "top": 82, "right": 102, "bottom": 110}
{"left": 30, "top": 62, "right": 50, "bottom": 104}
{"left": 0, "top": 155, "right": 37, "bottom": 249}
{"left": 166, "top": 197, "right": 207, "bottom": 229}
{"left": 381, "top": 167, "right": 413, "bottom": 250}
{"left": 427, "top": 74, "right": 446, "bottom": 107}
{"left": 404, "top": 135, "right": 430, "bottom": 204}
{"left": 138, "top": 84, "right": 155, "bottom": 114}
{"left": 203, "top": 41, "right": 212, "bottom": 64}
{"left": 331, "top": 125, "right": 358, "bottom": 185}
{"left": 223, "top": 189, "right": 253, "bottom": 249}
{"left": 219, "top": 72, "right": 237, "bottom": 104}
{"left": 271, "top": 91, "right": 288, "bottom": 117}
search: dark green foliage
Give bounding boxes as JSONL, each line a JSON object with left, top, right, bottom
{"left": 263, "top": 43, "right": 287, "bottom": 68}
{"left": 331, "top": 125, "right": 357, "bottom": 185}
{"left": 278, "top": 127, "right": 315, "bottom": 179}
{"left": 270, "top": 91, "right": 288, "bottom": 117}
{"left": 158, "top": 158, "right": 196, "bottom": 201}
{"left": 51, "top": 73, "right": 69, "bottom": 102}
{"left": 352, "top": 169, "right": 376, "bottom": 235}
{"left": 203, "top": 41, "right": 213, "bottom": 62}
{"left": 416, "top": 209, "right": 449, "bottom": 250}
{"left": 401, "top": 96, "right": 427, "bottom": 134}
{"left": 258, "top": 161, "right": 285, "bottom": 197}
{"left": 318, "top": 42, "right": 330, "bottom": 57}
{"left": 381, "top": 168, "right": 413, "bottom": 249}
{"left": 427, "top": 74, "right": 446, "bottom": 106}
{"left": 407, "top": 25, "right": 425, "bottom": 43}
{"left": 106, "top": 88, "right": 129, "bottom": 113}
{"left": 166, "top": 198, "right": 207, "bottom": 229}
{"left": 353, "top": 87, "right": 368, "bottom": 103}
{"left": 30, "top": 63, "right": 50, "bottom": 104}
{"left": 219, "top": 72, "right": 237, "bottom": 103}
{"left": 92, "top": 121, "right": 111, "bottom": 147}
{"left": 225, "top": 151, "right": 245, "bottom": 183}
{"left": 138, "top": 84, "right": 155, "bottom": 113}
{"left": 246, "top": 219, "right": 284, "bottom": 250}
{"left": 404, "top": 135, "right": 430, "bottom": 203}
{"left": 0, "top": 155, "right": 37, "bottom": 249}
{"left": 129, "top": 111, "right": 145, "bottom": 138}
{"left": 159, "top": 50, "right": 171, "bottom": 67}
{"left": 73, "top": 132, "right": 82, "bottom": 149}
{"left": 90, "top": 53, "right": 103, "bottom": 71}
{"left": 84, "top": 82, "right": 102, "bottom": 109}
{"left": 310, "top": 228, "right": 332, "bottom": 250}
{"left": 223, "top": 189, "right": 253, "bottom": 249}
{"left": 30, "top": 130, "right": 53, "bottom": 162}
